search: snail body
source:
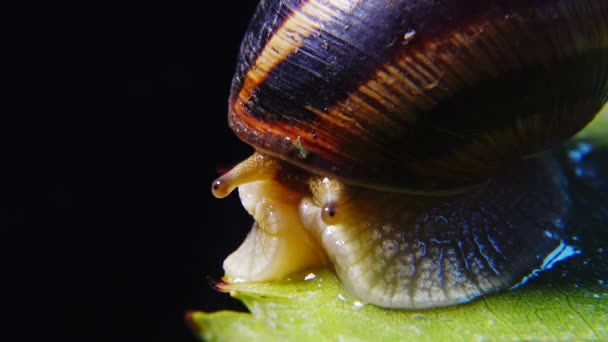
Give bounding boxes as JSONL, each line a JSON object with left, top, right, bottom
{"left": 213, "top": 0, "right": 608, "bottom": 309}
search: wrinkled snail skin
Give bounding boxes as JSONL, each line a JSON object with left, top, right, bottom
{"left": 300, "top": 156, "right": 569, "bottom": 308}
{"left": 213, "top": 0, "right": 608, "bottom": 309}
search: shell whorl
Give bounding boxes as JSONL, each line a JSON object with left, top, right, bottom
{"left": 229, "top": 0, "right": 608, "bottom": 192}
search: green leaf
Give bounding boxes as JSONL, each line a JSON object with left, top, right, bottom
{"left": 191, "top": 266, "right": 607, "bottom": 341}
{"left": 575, "top": 104, "right": 608, "bottom": 147}
{"left": 191, "top": 106, "right": 608, "bottom": 341}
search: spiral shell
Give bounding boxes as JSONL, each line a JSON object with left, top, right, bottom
{"left": 228, "top": 0, "right": 608, "bottom": 192}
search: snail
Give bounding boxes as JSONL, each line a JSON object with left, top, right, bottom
{"left": 212, "top": 0, "right": 608, "bottom": 309}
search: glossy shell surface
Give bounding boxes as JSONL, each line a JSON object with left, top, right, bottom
{"left": 228, "top": 0, "right": 608, "bottom": 191}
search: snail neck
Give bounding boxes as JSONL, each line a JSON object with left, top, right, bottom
{"left": 218, "top": 150, "right": 496, "bottom": 198}
{"left": 329, "top": 174, "right": 491, "bottom": 198}
{"left": 213, "top": 151, "right": 525, "bottom": 202}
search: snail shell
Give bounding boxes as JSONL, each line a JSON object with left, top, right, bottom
{"left": 213, "top": 0, "right": 608, "bottom": 309}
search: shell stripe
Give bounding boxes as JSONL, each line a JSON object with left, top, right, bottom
{"left": 236, "top": 0, "right": 358, "bottom": 109}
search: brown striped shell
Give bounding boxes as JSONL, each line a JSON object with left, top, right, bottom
{"left": 228, "top": 0, "right": 608, "bottom": 192}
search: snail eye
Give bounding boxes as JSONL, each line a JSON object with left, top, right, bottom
{"left": 321, "top": 202, "right": 339, "bottom": 225}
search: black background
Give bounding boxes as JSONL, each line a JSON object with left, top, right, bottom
{"left": 4, "top": 2, "right": 261, "bottom": 341}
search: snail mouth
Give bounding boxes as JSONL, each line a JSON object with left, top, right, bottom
{"left": 222, "top": 179, "right": 329, "bottom": 282}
